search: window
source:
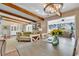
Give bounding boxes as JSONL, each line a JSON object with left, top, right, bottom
{"left": 26, "top": 24, "right": 33, "bottom": 32}
{"left": 47, "top": 16, "right": 76, "bottom": 33}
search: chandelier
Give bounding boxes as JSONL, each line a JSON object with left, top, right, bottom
{"left": 43, "top": 3, "right": 63, "bottom": 17}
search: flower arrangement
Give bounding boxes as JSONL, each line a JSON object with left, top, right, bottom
{"left": 50, "top": 29, "right": 63, "bottom": 36}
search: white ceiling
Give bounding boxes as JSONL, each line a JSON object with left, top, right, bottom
{"left": 14, "top": 3, "right": 79, "bottom": 18}
{"left": 0, "top": 3, "right": 41, "bottom": 22}
{"left": 0, "top": 3, "right": 79, "bottom": 22}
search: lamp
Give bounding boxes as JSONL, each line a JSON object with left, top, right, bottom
{"left": 43, "top": 3, "right": 63, "bottom": 17}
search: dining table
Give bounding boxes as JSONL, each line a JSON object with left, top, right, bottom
{"left": 16, "top": 37, "right": 76, "bottom": 56}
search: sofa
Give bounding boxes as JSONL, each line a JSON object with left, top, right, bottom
{"left": 62, "top": 31, "right": 71, "bottom": 38}
{"left": 16, "top": 32, "right": 32, "bottom": 42}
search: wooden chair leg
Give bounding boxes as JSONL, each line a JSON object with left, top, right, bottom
{"left": 1, "top": 40, "right": 6, "bottom": 56}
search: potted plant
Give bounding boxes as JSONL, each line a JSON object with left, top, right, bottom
{"left": 50, "top": 29, "right": 63, "bottom": 46}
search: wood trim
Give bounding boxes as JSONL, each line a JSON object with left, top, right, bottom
{"left": 1, "top": 16, "right": 28, "bottom": 24}
{"left": 1, "top": 15, "right": 30, "bottom": 24}
{"left": 3, "top": 18, "right": 26, "bottom": 24}
{"left": 0, "top": 9, "right": 36, "bottom": 22}
{"left": 1, "top": 16, "right": 24, "bottom": 23}
{"left": 2, "top": 3, "right": 44, "bottom": 20}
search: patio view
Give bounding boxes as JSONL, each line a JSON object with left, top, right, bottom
{"left": 0, "top": 3, "right": 79, "bottom": 56}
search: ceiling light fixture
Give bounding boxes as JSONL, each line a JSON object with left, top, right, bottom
{"left": 43, "top": 3, "right": 63, "bottom": 17}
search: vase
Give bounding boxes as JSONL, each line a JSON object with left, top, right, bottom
{"left": 52, "top": 35, "right": 59, "bottom": 46}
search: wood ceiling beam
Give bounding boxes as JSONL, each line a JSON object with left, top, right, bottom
{"left": 2, "top": 3, "right": 44, "bottom": 20}
{"left": 3, "top": 18, "right": 26, "bottom": 24}
{"left": 1, "top": 15, "right": 30, "bottom": 24}
{"left": 0, "top": 9, "right": 36, "bottom": 22}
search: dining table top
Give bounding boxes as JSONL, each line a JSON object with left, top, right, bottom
{"left": 16, "top": 37, "right": 75, "bottom": 56}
